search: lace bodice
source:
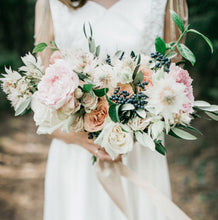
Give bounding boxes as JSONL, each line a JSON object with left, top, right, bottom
{"left": 49, "top": 0, "right": 167, "bottom": 54}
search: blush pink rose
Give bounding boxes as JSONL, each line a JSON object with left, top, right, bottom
{"left": 169, "top": 63, "right": 194, "bottom": 113}
{"left": 49, "top": 51, "right": 62, "bottom": 64}
{"left": 38, "top": 60, "right": 79, "bottom": 109}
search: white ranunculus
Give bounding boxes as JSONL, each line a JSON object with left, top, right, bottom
{"left": 31, "top": 93, "right": 68, "bottom": 134}
{"left": 94, "top": 120, "right": 134, "bottom": 160}
{"left": 127, "top": 115, "right": 150, "bottom": 131}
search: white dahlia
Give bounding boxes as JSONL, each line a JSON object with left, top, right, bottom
{"left": 145, "top": 75, "right": 189, "bottom": 125}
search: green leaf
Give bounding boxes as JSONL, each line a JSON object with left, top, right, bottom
{"left": 93, "top": 88, "right": 109, "bottom": 97}
{"left": 133, "top": 70, "right": 144, "bottom": 84}
{"left": 88, "top": 38, "right": 96, "bottom": 54}
{"left": 130, "top": 51, "right": 136, "bottom": 58}
{"left": 15, "top": 97, "right": 31, "bottom": 116}
{"left": 165, "top": 51, "right": 177, "bottom": 59}
{"left": 137, "top": 54, "right": 141, "bottom": 65}
{"left": 194, "top": 100, "right": 210, "bottom": 108}
{"left": 77, "top": 73, "right": 88, "bottom": 81}
{"left": 115, "top": 50, "right": 123, "bottom": 57}
{"left": 188, "top": 29, "right": 213, "bottom": 53}
{"left": 205, "top": 112, "right": 218, "bottom": 121}
{"left": 120, "top": 103, "right": 135, "bottom": 111}
{"left": 92, "top": 155, "right": 97, "bottom": 165}
{"left": 95, "top": 45, "right": 100, "bottom": 57}
{"left": 136, "top": 109, "right": 146, "bottom": 119}
{"left": 106, "top": 95, "right": 115, "bottom": 106}
{"left": 170, "top": 127, "right": 197, "bottom": 140}
{"left": 170, "top": 10, "right": 185, "bottom": 32}
{"left": 155, "top": 141, "right": 167, "bottom": 155}
{"left": 109, "top": 104, "right": 120, "bottom": 123}
{"left": 83, "top": 23, "right": 88, "bottom": 39}
{"left": 200, "top": 105, "right": 218, "bottom": 112}
{"left": 177, "top": 43, "right": 196, "bottom": 66}
{"left": 155, "top": 36, "right": 167, "bottom": 55}
{"left": 178, "top": 124, "right": 202, "bottom": 135}
{"left": 83, "top": 84, "right": 94, "bottom": 93}
{"left": 132, "top": 65, "right": 140, "bottom": 80}
{"left": 135, "top": 131, "right": 155, "bottom": 151}
{"left": 33, "top": 43, "right": 48, "bottom": 53}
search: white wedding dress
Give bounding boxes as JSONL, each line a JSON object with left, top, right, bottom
{"left": 44, "top": 0, "right": 171, "bottom": 219}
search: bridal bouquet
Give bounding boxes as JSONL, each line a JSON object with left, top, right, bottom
{"left": 1, "top": 11, "right": 217, "bottom": 162}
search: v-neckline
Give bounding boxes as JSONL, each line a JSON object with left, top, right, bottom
{"left": 88, "top": 0, "right": 122, "bottom": 11}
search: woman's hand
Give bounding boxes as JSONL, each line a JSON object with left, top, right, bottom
{"left": 51, "top": 128, "right": 122, "bottom": 163}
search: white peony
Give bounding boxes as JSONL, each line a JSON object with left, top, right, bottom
{"left": 94, "top": 120, "right": 134, "bottom": 160}
{"left": 145, "top": 75, "right": 189, "bottom": 125}
{"left": 31, "top": 93, "right": 69, "bottom": 134}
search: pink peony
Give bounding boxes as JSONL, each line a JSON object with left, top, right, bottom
{"left": 38, "top": 60, "right": 79, "bottom": 109}
{"left": 49, "top": 51, "right": 62, "bottom": 64}
{"left": 169, "top": 64, "right": 194, "bottom": 113}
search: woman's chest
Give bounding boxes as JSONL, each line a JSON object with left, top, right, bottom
{"left": 50, "top": 0, "right": 167, "bottom": 54}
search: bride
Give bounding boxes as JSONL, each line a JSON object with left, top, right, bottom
{"left": 35, "top": 0, "right": 188, "bottom": 219}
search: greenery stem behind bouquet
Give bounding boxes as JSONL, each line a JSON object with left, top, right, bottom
{"left": 1, "top": 11, "right": 217, "bottom": 163}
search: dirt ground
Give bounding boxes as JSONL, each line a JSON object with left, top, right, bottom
{"left": 0, "top": 112, "right": 217, "bottom": 220}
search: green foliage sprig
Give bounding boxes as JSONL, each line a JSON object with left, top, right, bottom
{"left": 155, "top": 10, "right": 213, "bottom": 66}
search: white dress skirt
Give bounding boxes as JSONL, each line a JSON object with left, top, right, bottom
{"left": 44, "top": 0, "right": 172, "bottom": 219}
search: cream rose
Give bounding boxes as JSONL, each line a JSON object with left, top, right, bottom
{"left": 83, "top": 99, "right": 109, "bottom": 132}
{"left": 81, "top": 93, "right": 98, "bottom": 113}
{"left": 94, "top": 120, "right": 134, "bottom": 160}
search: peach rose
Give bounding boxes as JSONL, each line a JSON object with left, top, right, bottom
{"left": 49, "top": 51, "right": 62, "bottom": 64}
{"left": 83, "top": 99, "right": 109, "bottom": 132}
{"left": 139, "top": 66, "right": 153, "bottom": 88}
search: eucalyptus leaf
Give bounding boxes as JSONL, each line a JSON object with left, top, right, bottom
{"left": 132, "top": 65, "right": 140, "bottom": 80}
{"left": 93, "top": 88, "right": 109, "bottom": 97}
{"left": 178, "top": 124, "right": 202, "bottom": 135}
{"left": 135, "top": 131, "right": 155, "bottom": 151}
{"left": 33, "top": 43, "right": 48, "bottom": 53}
{"left": 155, "top": 141, "right": 167, "bottom": 155}
{"left": 109, "top": 104, "right": 120, "bottom": 123}
{"left": 177, "top": 43, "right": 196, "bottom": 66}
{"left": 194, "top": 100, "right": 211, "bottom": 108}
{"left": 200, "top": 105, "right": 218, "bottom": 112}
{"left": 171, "top": 127, "right": 197, "bottom": 140}
{"left": 88, "top": 38, "right": 96, "bottom": 54}
{"left": 155, "top": 36, "right": 167, "bottom": 55}
{"left": 188, "top": 29, "right": 213, "bottom": 53}
{"left": 121, "top": 103, "right": 135, "bottom": 111}
{"left": 15, "top": 97, "right": 31, "bottom": 116}
{"left": 137, "top": 54, "right": 141, "bottom": 65}
{"left": 205, "top": 112, "right": 218, "bottom": 121}
{"left": 165, "top": 51, "right": 177, "bottom": 59}
{"left": 136, "top": 109, "right": 146, "bottom": 119}
{"left": 133, "top": 70, "right": 144, "bottom": 84}
{"left": 95, "top": 45, "right": 100, "bottom": 57}
{"left": 130, "top": 51, "right": 136, "bottom": 58}
{"left": 170, "top": 10, "right": 185, "bottom": 32}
